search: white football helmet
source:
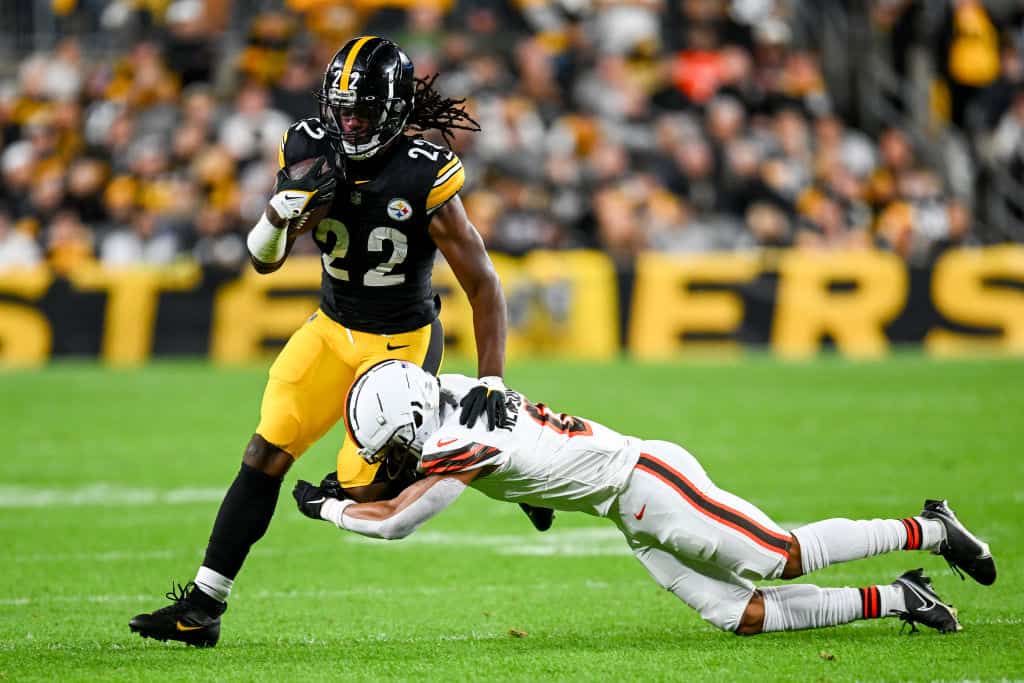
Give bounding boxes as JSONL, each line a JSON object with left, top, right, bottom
{"left": 346, "top": 360, "right": 441, "bottom": 464}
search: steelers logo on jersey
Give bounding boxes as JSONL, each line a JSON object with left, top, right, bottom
{"left": 387, "top": 198, "right": 413, "bottom": 222}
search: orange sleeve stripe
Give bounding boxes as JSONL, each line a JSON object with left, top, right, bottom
{"left": 426, "top": 166, "right": 465, "bottom": 211}
{"left": 421, "top": 443, "right": 476, "bottom": 465}
{"left": 421, "top": 443, "right": 500, "bottom": 474}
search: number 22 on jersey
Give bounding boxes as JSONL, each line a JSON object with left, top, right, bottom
{"left": 314, "top": 218, "right": 408, "bottom": 287}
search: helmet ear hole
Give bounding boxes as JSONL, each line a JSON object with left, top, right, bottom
{"left": 413, "top": 411, "right": 423, "bottom": 428}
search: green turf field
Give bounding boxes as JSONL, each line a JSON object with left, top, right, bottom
{"left": 1, "top": 355, "right": 1022, "bottom": 681}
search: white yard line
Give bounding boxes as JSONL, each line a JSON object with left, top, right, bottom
{"left": 11, "top": 527, "right": 631, "bottom": 564}
{"left": 0, "top": 580, "right": 634, "bottom": 608}
{"left": 0, "top": 484, "right": 224, "bottom": 508}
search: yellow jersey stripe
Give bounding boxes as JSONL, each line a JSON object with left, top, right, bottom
{"left": 433, "top": 160, "right": 463, "bottom": 186}
{"left": 339, "top": 36, "right": 377, "bottom": 91}
{"left": 436, "top": 156, "right": 459, "bottom": 178}
{"left": 426, "top": 166, "right": 465, "bottom": 211}
{"left": 277, "top": 129, "right": 289, "bottom": 169}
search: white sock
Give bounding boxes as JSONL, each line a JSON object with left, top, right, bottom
{"left": 792, "top": 516, "right": 944, "bottom": 574}
{"left": 760, "top": 583, "right": 905, "bottom": 632}
{"left": 194, "top": 566, "right": 233, "bottom": 604}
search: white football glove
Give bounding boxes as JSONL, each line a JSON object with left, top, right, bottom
{"left": 269, "top": 156, "right": 337, "bottom": 219}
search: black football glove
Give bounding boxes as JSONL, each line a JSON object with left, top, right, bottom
{"left": 318, "top": 470, "right": 347, "bottom": 500}
{"left": 519, "top": 503, "right": 555, "bottom": 532}
{"left": 293, "top": 479, "right": 332, "bottom": 521}
{"left": 459, "top": 376, "right": 508, "bottom": 430}
{"left": 269, "top": 156, "right": 337, "bottom": 219}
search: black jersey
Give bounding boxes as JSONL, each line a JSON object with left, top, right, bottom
{"left": 277, "top": 117, "right": 465, "bottom": 334}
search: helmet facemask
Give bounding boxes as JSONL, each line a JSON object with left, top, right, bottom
{"left": 318, "top": 94, "right": 409, "bottom": 161}
{"left": 316, "top": 39, "right": 415, "bottom": 162}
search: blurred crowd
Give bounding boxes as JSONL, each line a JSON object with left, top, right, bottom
{"left": 1, "top": 0, "right": 1022, "bottom": 274}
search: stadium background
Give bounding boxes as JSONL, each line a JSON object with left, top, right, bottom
{"left": 1, "top": 2, "right": 1023, "bottom": 680}
{"left": 0, "top": 0, "right": 1023, "bottom": 364}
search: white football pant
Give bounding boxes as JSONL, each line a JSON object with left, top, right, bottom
{"left": 609, "top": 440, "right": 792, "bottom": 632}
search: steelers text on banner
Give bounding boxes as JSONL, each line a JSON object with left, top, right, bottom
{"left": 771, "top": 251, "right": 908, "bottom": 359}
{"left": 0, "top": 267, "right": 53, "bottom": 367}
{"left": 629, "top": 252, "right": 760, "bottom": 360}
{"left": 925, "top": 245, "right": 1024, "bottom": 356}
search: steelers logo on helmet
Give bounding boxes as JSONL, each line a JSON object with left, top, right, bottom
{"left": 387, "top": 197, "right": 413, "bottom": 222}
{"left": 316, "top": 36, "right": 416, "bottom": 161}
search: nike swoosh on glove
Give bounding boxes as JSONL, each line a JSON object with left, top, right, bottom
{"left": 269, "top": 157, "right": 337, "bottom": 219}
{"left": 458, "top": 376, "right": 508, "bottom": 430}
{"left": 293, "top": 480, "right": 332, "bottom": 521}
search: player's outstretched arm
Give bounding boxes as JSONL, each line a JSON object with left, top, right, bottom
{"left": 293, "top": 470, "right": 479, "bottom": 540}
{"left": 430, "top": 196, "right": 509, "bottom": 429}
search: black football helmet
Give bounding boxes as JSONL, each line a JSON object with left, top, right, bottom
{"left": 316, "top": 36, "right": 415, "bottom": 161}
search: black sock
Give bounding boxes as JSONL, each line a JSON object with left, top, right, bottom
{"left": 200, "top": 463, "right": 282, "bottom": 587}
{"left": 188, "top": 584, "right": 227, "bottom": 617}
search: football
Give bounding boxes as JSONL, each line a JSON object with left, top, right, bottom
{"left": 285, "top": 156, "right": 330, "bottom": 181}
{"left": 288, "top": 202, "right": 330, "bottom": 237}
{"left": 284, "top": 156, "right": 333, "bottom": 236}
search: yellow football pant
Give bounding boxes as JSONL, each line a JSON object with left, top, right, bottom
{"left": 256, "top": 310, "right": 443, "bottom": 487}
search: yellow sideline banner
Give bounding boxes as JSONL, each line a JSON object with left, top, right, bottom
{"left": 0, "top": 247, "right": 1022, "bottom": 367}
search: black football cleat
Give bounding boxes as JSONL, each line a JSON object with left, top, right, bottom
{"left": 894, "top": 568, "right": 961, "bottom": 634}
{"left": 921, "top": 499, "right": 996, "bottom": 586}
{"left": 129, "top": 582, "right": 223, "bottom": 647}
{"left": 519, "top": 503, "right": 555, "bottom": 532}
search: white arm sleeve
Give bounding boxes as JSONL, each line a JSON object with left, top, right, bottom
{"left": 246, "top": 212, "right": 288, "bottom": 264}
{"left": 319, "top": 477, "right": 467, "bottom": 540}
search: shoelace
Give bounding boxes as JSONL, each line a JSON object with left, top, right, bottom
{"left": 945, "top": 557, "right": 966, "bottom": 581}
{"left": 164, "top": 581, "right": 196, "bottom": 604}
{"left": 898, "top": 615, "right": 921, "bottom": 635}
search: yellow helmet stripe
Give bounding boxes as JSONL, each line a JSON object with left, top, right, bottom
{"left": 338, "top": 35, "right": 377, "bottom": 91}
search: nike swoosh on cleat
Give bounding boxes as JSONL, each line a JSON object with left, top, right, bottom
{"left": 902, "top": 581, "right": 940, "bottom": 612}
{"left": 176, "top": 622, "right": 205, "bottom": 632}
{"left": 308, "top": 497, "right": 326, "bottom": 505}
{"left": 634, "top": 504, "right": 646, "bottom": 521}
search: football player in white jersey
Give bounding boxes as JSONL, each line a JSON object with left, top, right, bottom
{"left": 293, "top": 360, "right": 996, "bottom": 635}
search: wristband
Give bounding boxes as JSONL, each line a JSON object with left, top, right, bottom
{"left": 246, "top": 212, "right": 287, "bottom": 264}
{"left": 321, "top": 497, "right": 356, "bottom": 527}
{"left": 480, "top": 376, "right": 505, "bottom": 391}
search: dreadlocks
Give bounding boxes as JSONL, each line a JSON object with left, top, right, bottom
{"left": 407, "top": 74, "right": 481, "bottom": 147}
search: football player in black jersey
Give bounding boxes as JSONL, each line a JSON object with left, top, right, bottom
{"left": 129, "top": 36, "right": 551, "bottom": 647}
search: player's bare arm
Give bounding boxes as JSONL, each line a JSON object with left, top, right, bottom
{"left": 430, "top": 195, "right": 514, "bottom": 433}
{"left": 293, "top": 469, "right": 480, "bottom": 540}
{"left": 429, "top": 195, "right": 506, "bottom": 379}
